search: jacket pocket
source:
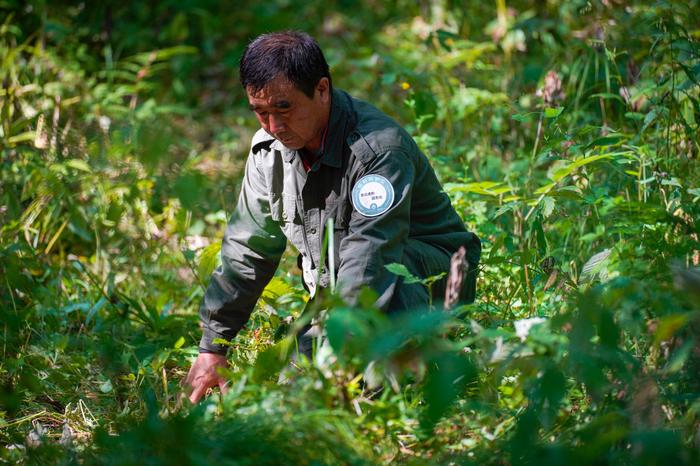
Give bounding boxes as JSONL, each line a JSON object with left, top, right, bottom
{"left": 269, "top": 193, "right": 283, "bottom": 222}
{"left": 283, "top": 195, "right": 301, "bottom": 223}
{"left": 270, "top": 193, "right": 301, "bottom": 224}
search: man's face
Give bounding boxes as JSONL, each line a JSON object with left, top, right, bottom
{"left": 247, "top": 75, "right": 330, "bottom": 152}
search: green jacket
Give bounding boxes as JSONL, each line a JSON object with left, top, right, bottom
{"left": 199, "top": 89, "right": 480, "bottom": 353}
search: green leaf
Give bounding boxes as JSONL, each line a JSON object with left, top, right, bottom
{"left": 261, "top": 277, "right": 296, "bottom": 302}
{"left": 642, "top": 109, "right": 658, "bottom": 132}
{"left": 568, "top": 154, "right": 613, "bottom": 169}
{"left": 587, "top": 134, "right": 625, "bottom": 148}
{"left": 544, "top": 107, "right": 563, "bottom": 118}
{"left": 66, "top": 159, "right": 92, "bottom": 172}
{"left": 445, "top": 181, "right": 511, "bottom": 196}
{"left": 174, "top": 336, "right": 185, "bottom": 349}
{"left": 99, "top": 379, "right": 113, "bottom": 393}
{"left": 548, "top": 155, "right": 614, "bottom": 183}
{"left": 7, "top": 131, "right": 36, "bottom": 145}
{"left": 86, "top": 297, "right": 108, "bottom": 324}
{"left": 171, "top": 164, "right": 207, "bottom": 207}
{"left": 542, "top": 196, "right": 555, "bottom": 218}
{"left": 62, "top": 302, "right": 91, "bottom": 314}
{"left": 385, "top": 263, "right": 421, "bottom": 284}
{"left": 421, "top": 353, "right": 477, "bottom": 431}
{"left": 590, "top": 92, "right": 625, "bottom": 103}
{"left": 654, "top": 314, "right": 690, "bottom": 345}
{"left": 534, "top": 183, "right": 556, "bottom": 195}
{"left": 423, "top": 272, "right": 447, "bottom": 286}
{"left": 535, "top": 367, "right": 567, "bottom": 426}
{"left": 512, "top": 112, "right": 538, "bottom": 122}
{"left": 581, "top": 249, "right": 611, "bottom": 280}
{"left": 534, "top": 218, "right": 547, "bottom": 253}
{"left": 661, "top": 177, "right": 682, "bottom": 188}
{"left": 663, "top": 338, "right": 694, "bottom": 374}
{"left": 197, "top": 242, "right": 221, "bottom": 279}
{"left": 211, "top": 338, "right": 233, "bottom": 347}
{"left": 492, "top": 203, "right": 516, "bottom": 219}
{"left": 252, "top": 336, "right": 294, "bottom": 383}
{"left": 689, "top": 188, "right": 700, "bottom": 202}
{"left": 326, "top": 307, "right": 375, "bottom": 360}
{"left": 624, "top": 112, "right": 645, "bottom": 121}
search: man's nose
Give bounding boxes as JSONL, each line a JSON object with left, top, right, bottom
{"left": 268, "top": 114, "right": 285, "bottom": 133}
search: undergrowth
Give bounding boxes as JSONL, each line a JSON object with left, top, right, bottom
{"left": 1, "top": 1, "right": 699, "bottom": 465}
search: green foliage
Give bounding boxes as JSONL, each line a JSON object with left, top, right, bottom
{"left": 81, "top": 394, "right": 374, "bottom": 466}
{"left": 2, "top": 1, "right": 700, "bottom": 465}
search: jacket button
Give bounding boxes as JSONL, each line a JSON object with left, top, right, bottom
{"left": 310, "top": 228, "right": 316, "bottom": 234}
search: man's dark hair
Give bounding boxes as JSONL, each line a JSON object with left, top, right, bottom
{"left": 240, "top": 31, "right": 331, "bottom": 98}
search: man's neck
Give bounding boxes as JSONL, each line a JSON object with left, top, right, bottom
{"left": 303, "top": 98, "right": 332, "bottom": 153}
{"left": 304, "top": 128, "right": 326, "bottom": 154}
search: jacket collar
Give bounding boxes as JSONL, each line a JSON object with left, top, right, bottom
{"left": 270, "top": 88, "right": 355, "bottom": 169}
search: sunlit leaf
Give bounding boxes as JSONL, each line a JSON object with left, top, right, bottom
{"left": 544, "top": 107, "right": 563, "bottom": 118}
{"left": 252, "top": 336, "right": 294, "bottom": 383}
{"left": 261, "top": 277, "right": 296, "bottom": 302}
{"left": 581, "top": 249, "right": 611, "bottom": 280}
{"left": 542, "top": 196, "right": 555, "bottom": 217}
{"left": 174, "top": 336, "right": 186, "bottom": 349}
{"left": 654, "top": 313, "right": 691, "bottom": 345}
{"left": 197, "top": 242, "right": 221, "bottom": 280}
{"left": 99, "top": 379, "right": 113, "bottom": 393}
{"left": 66, "top": 159, "right": 92, "bottom": 172}
{"left": 385, "top": 263, "right": 421, "bottom": 284}
{"left": 663, "top": 338, "right": 694, "bottom": 374}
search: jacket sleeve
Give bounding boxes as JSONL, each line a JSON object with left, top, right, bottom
{"left": 199, "top": 151, "right": 287, "bottom": 354}
{"left": 335, "top": 149, "right": 414, "bottom": 310}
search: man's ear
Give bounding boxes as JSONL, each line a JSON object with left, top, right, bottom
{"left": 316, "top": 77, "right": 330, "bottom": 102}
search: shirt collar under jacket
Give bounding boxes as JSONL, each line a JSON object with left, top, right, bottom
{"left": 270, "top": 88, "right": 356, "bottom": 170}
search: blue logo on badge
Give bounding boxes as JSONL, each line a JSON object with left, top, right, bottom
{"left": 351, "top": 174, "right": 395, "bottom": 217}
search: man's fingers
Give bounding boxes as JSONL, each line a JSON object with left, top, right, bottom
{"left": 182, "top": 374, "right": 193, "bottom": 393}
{"left": 183, "top": 353, "right": 230, "bottom": 404}
{"left": 218, "top": 378, "right": 230, "bottom": 395}
{"left": 188, "top": 378, "right": 228, "bottom": 404}
{"left": 188, "top": 383, "right": 208, "bottom": 405}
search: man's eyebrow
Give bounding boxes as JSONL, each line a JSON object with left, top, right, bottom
{"left": 248, "top": 100, "right": 291, "bottom": 111}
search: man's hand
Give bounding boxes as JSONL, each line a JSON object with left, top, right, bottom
{"left": 183, "top": 352, "right": 229, "bottom": 404}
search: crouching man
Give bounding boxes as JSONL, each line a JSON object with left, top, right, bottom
{"left": 185, "top": 31, "right": 481, "bottom": 403}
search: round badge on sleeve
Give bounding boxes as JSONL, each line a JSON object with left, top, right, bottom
{"left": 351, "top": 174, "right": 395, "bottom": 217}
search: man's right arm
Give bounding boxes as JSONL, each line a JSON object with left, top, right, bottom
{"left": 198, "top": 148, "right": 287, "bottom": 354}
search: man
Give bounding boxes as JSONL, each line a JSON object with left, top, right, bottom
{"left": 185, "top": 31, "right": 480, "bottom": 403}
